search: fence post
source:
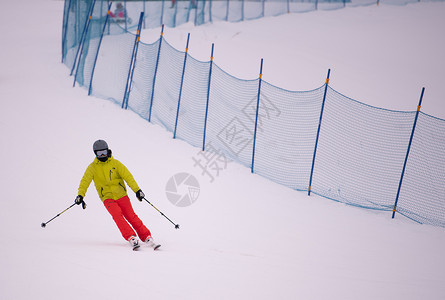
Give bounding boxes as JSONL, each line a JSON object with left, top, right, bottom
{"left": 99, "top": 0, "right": 103, "bottom": 21}
{"left": 71, "top": 0, "right": 96, "bottom": 79}
{"left": 225, "top": 0, "right": 229, "bottom": 21}
{"left": 61, "top": 0, "right": 73, "bottom": 63}
{"left": 193, "top": 0, "right": 199, "bottom": 26}
{"left": 148, "top": 25, "right": 165, "bottom": 122}
{"left": 251, "top": 59, "right": 264, "bottom": 174}
{"left": 392, "top": 87, "right": 425, "bottom": 219}
{"left": 186, "top": 0, "right": 192, "bottom": 23}
{"left": 122, "top": 12, "right": 145, "bottom": 109}
{"left": 161, "top": 0, "right": 165, "bottom": 27}
{"left": 174, "top": 33, "right": 191, "bottom": 139}
{"left": 308, "top": 69, "right": 331, "bottom": 196}
{"left": 73, "top": 0, "right": 97, "bottom": 87}
{"left": 107, "top": 2, "right": 111, "bottom": 35}
{"left": 124, "top": 0, "right": 128, "bottom": 31}
{"left": 143, "top": 0, "right": 146, "bottom": 29}
{"left": 88, "top": 2, "right": 113, "bottom": 96}
{"left": 209, "top": 0, "right": 213, "bottom": 23}
{"left": 262, "top": 0, "right": 265, "bottom": 18}
{"left": 241, "top": 0, "right": 245, "bottom": 21}
{"left": 202, "top": 43, "right": 215, "bottom": 151}
{"left": 173, "top": 0, "right": 178, "bottom": 28}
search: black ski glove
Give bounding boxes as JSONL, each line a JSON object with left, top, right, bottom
{"left": 136, "top": 190, "right": 145, "bottom": 202}
{"left": 75, "top": 195, "right": 87, "bottom": 209}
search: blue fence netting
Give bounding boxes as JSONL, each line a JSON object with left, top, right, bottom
{"left": 62, "top": 0, "right": 445, "bottom": 228}
{"left": 61, "top": 0, "right": 430, "bottom": 37}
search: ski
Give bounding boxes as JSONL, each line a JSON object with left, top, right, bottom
{"left": 133, "top": 244, "right": 159, "bottom": 251}
{"left": 131, "top": 241, "right": 160, "bottom": 251}
{"left": 146, "top": 237, "right": 161, "bottom": 250}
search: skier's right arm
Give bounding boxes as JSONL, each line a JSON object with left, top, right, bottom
{"left": 78, "top": 165, "right": 94, "bottom": 199}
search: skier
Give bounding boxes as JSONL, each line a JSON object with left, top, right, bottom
{"left": 110, "top": 2, "right": 126, "bottom": 18}
{"left": 75, "top": 139, "right": 158, "bottom": 250}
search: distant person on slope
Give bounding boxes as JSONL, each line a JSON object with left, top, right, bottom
{"left": 110, "top": 2, "right": 126, "bottom": 18}
{"left": 75, "top": 139, "right": 157, "bottom": 250}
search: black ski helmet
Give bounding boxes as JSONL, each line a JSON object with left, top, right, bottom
{"left": 93, "top": 140, "right": 110, "bottom": 162}
{"left": 93, "top": 139, "right": 108, "bottom": 152}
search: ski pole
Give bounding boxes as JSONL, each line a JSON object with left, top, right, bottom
{"left": 142, "top": 197, "right": 180, "bottom": 229}
{"left": 41, "top": 203, "right": 77, "bottom": 228}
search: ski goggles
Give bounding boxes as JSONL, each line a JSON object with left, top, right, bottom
{"left": 95, "top": 149, "right": 108, "bottom": 158}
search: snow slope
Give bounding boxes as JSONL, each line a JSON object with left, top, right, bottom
{"left": 1, "top": 1, "right": 445, "bottom": 299}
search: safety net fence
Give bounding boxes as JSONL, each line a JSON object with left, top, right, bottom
{"left": 63, "top": 0, "right": 439, "bottom": 33}
{"left": 62, "top": 0, "right": 445, "bottom": 228}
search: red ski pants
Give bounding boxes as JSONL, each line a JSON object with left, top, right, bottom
{"left": 103, "top": 196, "right": 151, "bottom": 242}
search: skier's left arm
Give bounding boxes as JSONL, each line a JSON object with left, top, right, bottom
{"left": 116, "top": 160, "right": 144, "bottom": 201}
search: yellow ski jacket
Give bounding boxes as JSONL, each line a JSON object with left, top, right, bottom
{"left": 78, "top": 155, "right": 140, "bottom": 202}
